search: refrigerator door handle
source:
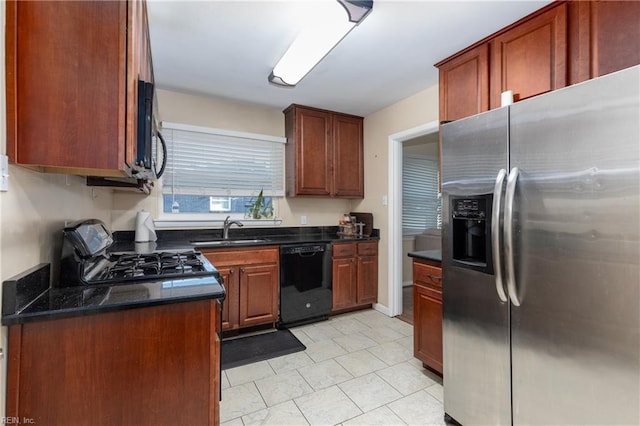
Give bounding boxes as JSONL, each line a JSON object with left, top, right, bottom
{"left": 505, "top": 167, "right": 521, "bottom": 307}
{"left": 492, "top": 168, "right": 508, "bottom": 302}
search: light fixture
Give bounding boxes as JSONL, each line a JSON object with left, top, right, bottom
{"left": 268, "top": 0, "right": 373, "bottom": 87}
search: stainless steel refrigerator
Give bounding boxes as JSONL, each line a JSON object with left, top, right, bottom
{"left": 441, "top": 65, "right": 639, "bottom": 425}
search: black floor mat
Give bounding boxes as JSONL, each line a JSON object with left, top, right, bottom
{"left": 221, "top": 329, "right": 306, "bottom": 370}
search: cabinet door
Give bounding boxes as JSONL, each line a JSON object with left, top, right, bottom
{"left": 7, "top": 301, "right": 217, "bottom": 425}
{"left": 332, "top": 258, "right": 357, "bottom": 311}
{"left": 239, "top": 263, "right": 279, "bottom": 328}
{"left": 333, "top": 114, "right": 364, "bottom": 198}
{"left": 216, "top": 266, "right": 239, "bottom": 331}
{"left": 490, "top": 3, "right": 567, "bottom": 108}
{"left": 292, "top": 107, "right": 333, "bottom": 196}
{"left": 356, "top": 255, "right": 378, "bottom": 304}
{"left": 437, "top": 44, "right": 489, "bottom": 121}
{"left": 6, "top": 1, "right": 129, "bottom": 176}
{"left": 414, "top": 284, "right": 443, "bottom": 374}
{"left": 571, "top": 1, "right": 640, "bottom": 83}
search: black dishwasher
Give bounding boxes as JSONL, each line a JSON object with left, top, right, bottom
{"left": 278, "top": 243, "right": 332, "bottom": 328}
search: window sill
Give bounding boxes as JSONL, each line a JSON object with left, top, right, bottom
{"left": 154, "top": 218, "right": 283, "bottom": 230}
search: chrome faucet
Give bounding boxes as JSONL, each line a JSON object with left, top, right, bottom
{"left": 223, "top": 215, "right": 243, "bottom": 239}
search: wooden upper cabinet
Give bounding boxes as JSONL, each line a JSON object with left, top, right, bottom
{"left": 569, "top": 0, "right": 640, "bottom": 84}
{"left": 284, "top": 104, "right": 364, "bottom": 198}
{"left": 5, "top": 0, "right": 152, "bottom": 177}
{"left": 437, "top": 1, "right": 640, "bottom": 121}
{"left": 489, "top": 3, "right": 568, "bottom": 109}
{"left": 286, "top": 106, "right": 333, "bottom": 196}
{"left": 333, "top": 114, "right": 364, "bottom": 197}
{"left": 437, "top": 44, "right": 489, "bottom": 122}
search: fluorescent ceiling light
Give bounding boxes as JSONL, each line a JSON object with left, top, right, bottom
{"left": 269, "top": 0, "right": 373, "bottom": 87}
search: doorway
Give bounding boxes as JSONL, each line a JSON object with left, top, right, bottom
{"left": 386, "top": 121, "right": 440, "bottom": 319}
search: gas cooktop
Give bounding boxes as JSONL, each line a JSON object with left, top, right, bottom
{"left": 99, "top": 250, "right": 216, "bottom": 282}
{"left": 59, "top": 219, "right": 220, "bottom": 287}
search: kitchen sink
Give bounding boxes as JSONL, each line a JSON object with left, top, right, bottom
{"left": 192, "top": 239, "right": 268, "bottom": 246}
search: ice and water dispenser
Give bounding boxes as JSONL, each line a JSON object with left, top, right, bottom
{"left": 450, "top": 195, "right": 493, "bottom": 274}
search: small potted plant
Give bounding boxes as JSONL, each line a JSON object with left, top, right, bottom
{"left": 246, "top": 189, "right": 273, "bottom": 219}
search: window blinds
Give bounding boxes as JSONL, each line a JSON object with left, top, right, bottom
{"left": 403, "top": 154, "right": 441, "bottom": 233}
{"left": 161, "top": 122, "right": 285, "bottom": 197}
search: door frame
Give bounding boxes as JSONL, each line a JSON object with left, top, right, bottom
{"left": 386, "top": 120, "right": 439, "bottom": 317}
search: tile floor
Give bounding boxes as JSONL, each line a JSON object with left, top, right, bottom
{"left": 220, "top": 309, "right": 444, "bottom": 425}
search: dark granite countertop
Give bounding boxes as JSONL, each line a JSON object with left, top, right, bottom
{"left": 2, "top": 264, "right": 225, "bottom": 326}
{"left": 110, "top": 225, "right": 380, "bottom": 252}
{"left": 2, "top": 226, "right": 379, "bottom": 326}
{"left": 408, "top": 249, "right": 442, "bottom": 263}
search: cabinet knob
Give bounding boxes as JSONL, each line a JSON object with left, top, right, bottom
{"left": 229, "top": 269, "right": 234, "bottom": 275}
{"left": 241, "top": 268, "right": 245, "bottom": 273}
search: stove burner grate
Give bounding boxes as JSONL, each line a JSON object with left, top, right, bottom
{"left": 103, "top": 250, "right": 209, "bottom": 281}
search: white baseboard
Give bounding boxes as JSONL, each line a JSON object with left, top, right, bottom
{"left": 402, "top": 280, "right": 413, "bottom": 287}
{"left": 373, "top": 303, "right": 392, "bottom": 317}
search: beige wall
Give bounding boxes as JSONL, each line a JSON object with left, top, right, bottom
{"left": 111, "top": 89, "right": 352, "bottom": 231}
{"left": 353, "top": 85, "right": 439, "bottom": 308}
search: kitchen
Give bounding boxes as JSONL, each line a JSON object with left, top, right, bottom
{"left": 1, "top": 0, "right": 639, "bottom": 425}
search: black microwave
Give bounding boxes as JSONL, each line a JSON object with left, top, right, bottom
{"left": 135, "top": 79, "right": 166, "bottom": 180}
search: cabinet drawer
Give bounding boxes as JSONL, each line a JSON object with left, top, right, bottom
{"left": 333, "top": 243, "right": 356, "bottom": 258}
{"left": 415, "top": 281, "right": 442, "bottom": 302}
{"left": 357, "top": 241, "right": 378, "bottom": 256}
{"left": 413, "top": 262, "right": 442, "bottom": 290}
{"left": 203, "top": 246, "right": 279, "bottom": 267}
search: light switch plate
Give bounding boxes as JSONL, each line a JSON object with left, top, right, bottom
{"left": 0, "top": 154, "right": 8, "bottom": 192}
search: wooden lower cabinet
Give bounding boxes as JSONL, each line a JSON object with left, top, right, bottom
{"left": 332, "top": 241, "right": 378, "bottom": 312}
{"left": 203, "top": 246, "right": 279, "bottom": 331}
{"left": 413, "top": 259, "right": 443, "bottom": 375}
{"left": 6, "top": 300, "right": 221, "bottom": 425}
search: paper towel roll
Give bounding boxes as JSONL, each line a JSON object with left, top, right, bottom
{"left": 135, "top": 241, "right": 157, "bottom": 254}
{"left": 501, "top": 90, "right": 514, "bottom": 107}
{"left": 135, "top": 211, "right": 157, "bottom": 242}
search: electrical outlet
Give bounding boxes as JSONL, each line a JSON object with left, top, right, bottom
{"left": 382, "top": 195, "right": 388, "bottom": 206}
{"left": 301, "top": 215, "right": 307, "bottom": 225}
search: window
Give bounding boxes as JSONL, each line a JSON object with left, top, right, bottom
{"left": 160, "top": 122, "right": 285, "bottom": 220}
{"left": 403, "top": 154, "right": 441, "bottom": 234}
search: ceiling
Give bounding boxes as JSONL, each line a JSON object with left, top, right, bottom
{"left": 147, "top": 0, "right": 552, "bottom": 117}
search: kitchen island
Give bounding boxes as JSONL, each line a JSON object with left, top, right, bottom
{"left": 2, "top": 264, "right": 225, "bottom": 426}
